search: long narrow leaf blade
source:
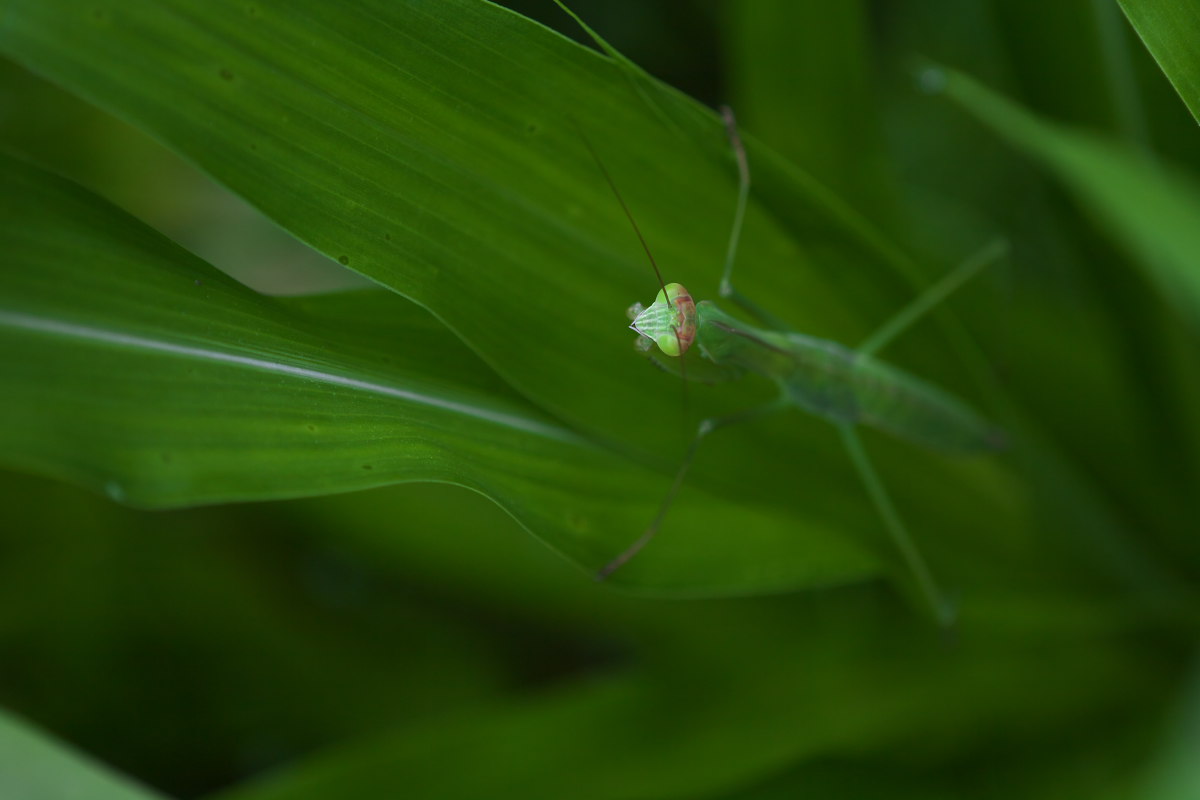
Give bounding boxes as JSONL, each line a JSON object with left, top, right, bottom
{"left": 937, "top": 67, "right": 1200, "bottom": 326}
{"left": 0, "top": 0, "right": 974, "bottom": 454}
{"left": 0, "top": 153, "right": 879, "bottom": 593}
{"left": 1118, "top": 0, "right": 1200, "bottom": 126}
{"left": 0, "top": 709, "right": 168, "bottom": 800}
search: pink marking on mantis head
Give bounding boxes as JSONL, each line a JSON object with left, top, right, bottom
{"left": 628, "top": 283, "right": 697, "bottom": 357}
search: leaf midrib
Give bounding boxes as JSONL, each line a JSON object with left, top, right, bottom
{"left": 1, "top": 309, "right": 582, "bottom": 443}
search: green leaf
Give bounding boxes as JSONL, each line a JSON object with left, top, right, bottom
{"left": 0, "top": 709, "right": 168, "bottom": 800}
{"left": 0, "top": 0, "right": 733, "bottom": 449}
{"left": 0, "top": 0, "right": 1031, "bottom": 598}
{"left": 936, "top": 66, "right": 1200, "bottom": 328}
{"left": 0, "top": 0, "right": 999, "bottom": 460}
{"left": 1118, "top": 0, "right": 1200, "bottom": 126}
{"left": 0, "top": 152, "right": 880, "bottom": 593}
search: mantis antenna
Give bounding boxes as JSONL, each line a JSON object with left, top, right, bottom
{"left": 571, "top": 119, "right": 669, "bottom": 300}
{"left": 572, "top": 117, "right": 691, "bottom": 407}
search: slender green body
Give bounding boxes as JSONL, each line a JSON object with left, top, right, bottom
{"left": 695, "top": 302, "right": 1003, "bottom": 454}
{"left": 593, "top": 95, "right": 1003, "bottom": 623}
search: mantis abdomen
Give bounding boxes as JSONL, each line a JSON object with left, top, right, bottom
{"left": 695, "top": 302, "right": 1004, "bottom": 454}
{"left": 844, "top": 353, "right": 1004, "bottom": 453}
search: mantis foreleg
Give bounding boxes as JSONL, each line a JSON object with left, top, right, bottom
{"left": 717, "top": 106, "right": 791, "bottom": 332}
{"left": 596, "top": 397, "right": 788, "bottom": 580}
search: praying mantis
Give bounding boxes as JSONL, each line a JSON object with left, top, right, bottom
{"left": 584, "top": 107, "right": 1007, "bottom": 627}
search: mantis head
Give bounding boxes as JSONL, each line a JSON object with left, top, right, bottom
{"left": 627, "top": 282, "right": 697, "bottom": 357}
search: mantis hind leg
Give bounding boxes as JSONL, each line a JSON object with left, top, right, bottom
{"left": 843, "top": 241, "right": 1007, "bottom": 626}
{"left": 838, "top": 423, "right": 956, "bottom": 628}
{"left": 596, "top": 397, "right": 787, "bottom": 580}
{"left": 857, "top": 238, "right": 1010, "bottom": 358}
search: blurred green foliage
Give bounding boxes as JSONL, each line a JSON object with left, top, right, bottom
{"left": 1, "top": 1, "right": 1199, "bottom": 798}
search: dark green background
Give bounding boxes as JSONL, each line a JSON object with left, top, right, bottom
{"left": 2, "top": 1, "right": 1199, "bottom": 798}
